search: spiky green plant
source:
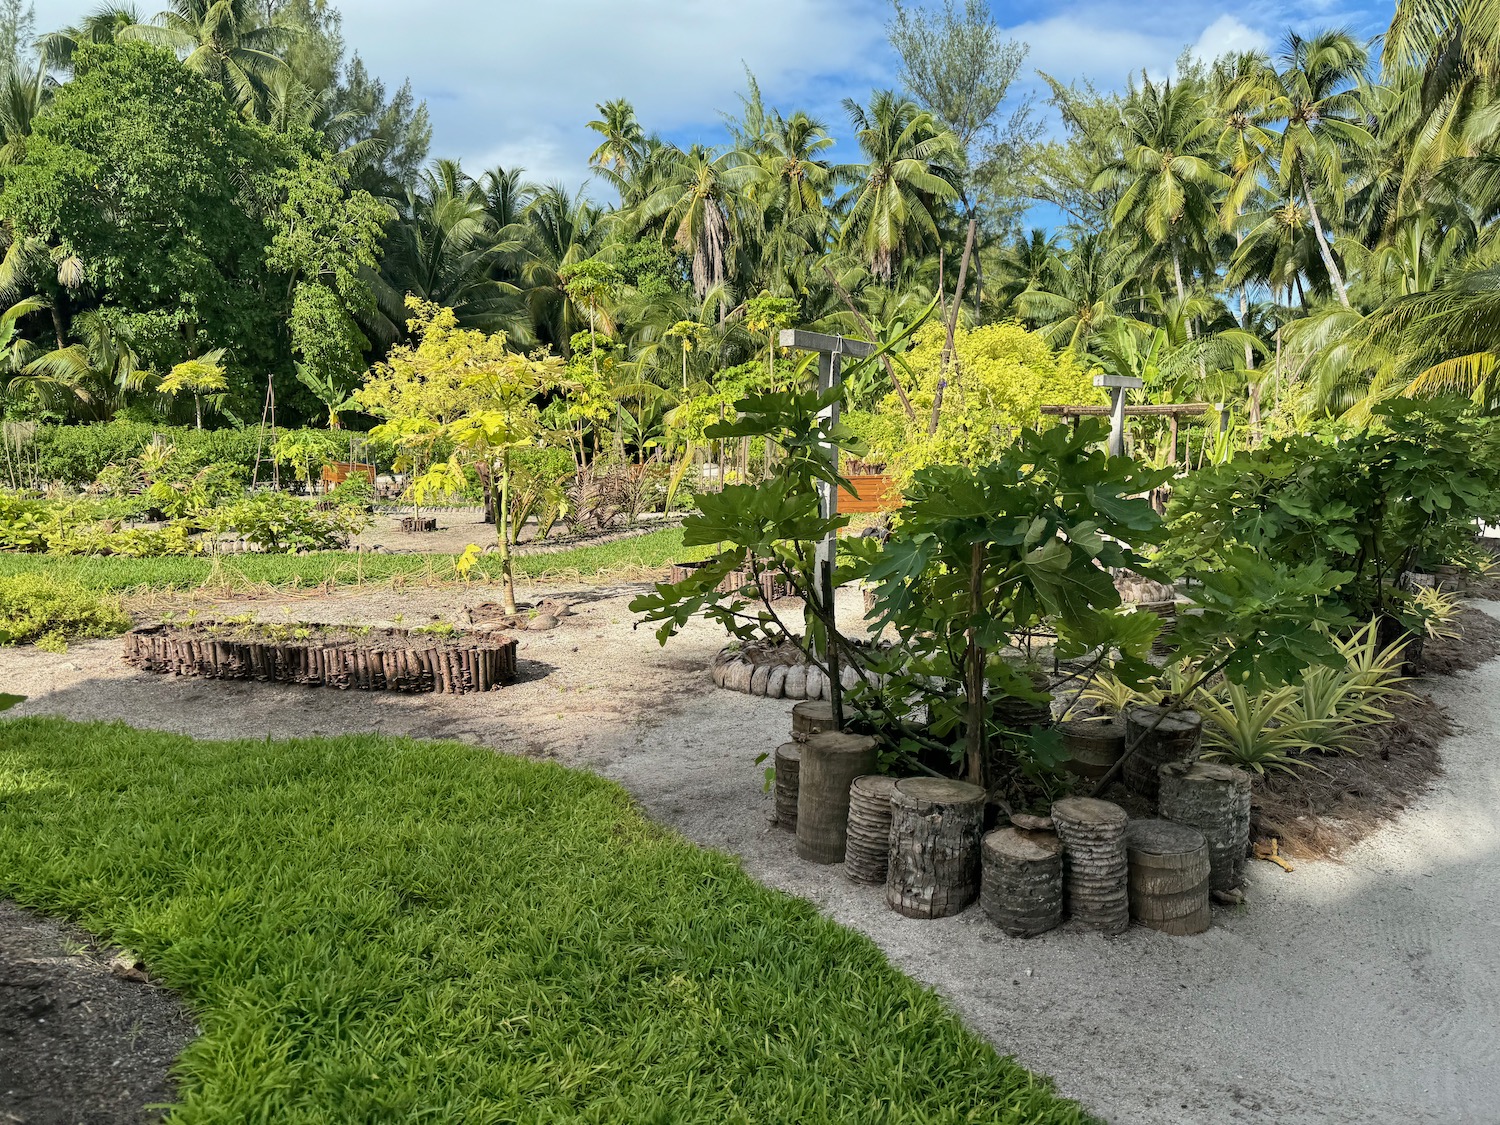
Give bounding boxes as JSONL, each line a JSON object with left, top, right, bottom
{"left": 1199, "top": 681, "right": 1337, "bottom": 775}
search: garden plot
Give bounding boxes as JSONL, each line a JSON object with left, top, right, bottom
{"left": 3, "top": 585, "right": 1499, "bottom": 1124}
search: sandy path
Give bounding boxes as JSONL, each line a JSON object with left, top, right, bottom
{"left": 3, "top": 586, "right": 1497, "bottom": 1123}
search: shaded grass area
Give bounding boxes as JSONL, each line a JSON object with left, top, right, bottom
{"left": 0, "top": 719, "right": 1090, "bottom": 1124}
{"left": 0, "top": 528, "right": 703, "bottom": 594}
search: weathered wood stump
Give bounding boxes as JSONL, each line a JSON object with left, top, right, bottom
{"left": 1060, "top": 718, "right": 1125, "bottom": 783}
{"left": 791, "top": 700, "right": 837, "bottom": 739}
{"left": 886, "top": 778, "right": 987, "bottom": 918}
{"left": 399, "top": 516, "right": 437, "bottom": 533}
{"left": 1050, "top": 797, "right": 1130, "bottom": 934}
{"left": 1158, "top": 760, "right": 1253, "bottom": 893}
{"left": 1123, "top": 704, "right": 1203, "bottom": 803}
{"left": 980, "top": 827, "right": 1064, "bottom": 937}
{"left": 1125, "top": 818, "right": 1211, "bottom": 935}
{"left": 844, "top": 775, "right": 899, "bottom": 885}
{"left": 795, "top": 732, "right": 877, "bottom": 864}
{"left": 773, "top": 742, "right": 801, "bottom": 831}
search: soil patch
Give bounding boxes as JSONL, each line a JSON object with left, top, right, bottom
{"left": 0, "top": 901, "right": 195, "bottom": 1124}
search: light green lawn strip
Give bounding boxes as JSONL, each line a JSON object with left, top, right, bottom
{"left": 0, "top": 719, "right": 1092, "bottom": 1125}
{"left": 0, "top": 528, "right": 705, "bottom": 593}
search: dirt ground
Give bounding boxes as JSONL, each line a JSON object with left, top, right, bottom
{"left": 0, "top": 901, "right": 195, "bottom": 1124}
{"left": 2, "top": 582, "right": 1499, "bottom": 1124}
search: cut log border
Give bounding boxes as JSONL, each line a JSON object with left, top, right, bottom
{"left": 123, "top": 622, "right": 517, "bottom": 695}
{"left": 669, "top": 561, "right": 790, "bottom": 601}
{"left": 711, "top": 645, "right": 866, "bottom": 700}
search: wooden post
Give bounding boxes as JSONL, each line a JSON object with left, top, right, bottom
{"left": 791, "top": 700, "right": 837, "bottom": 739}
{"left": 1125, "top": 819, "right": 1211, "bottom": 935}
{"left": 1059, "top": 718, "right": 1125, "bottom": 785}
{"left": 981, "top": 827, "right": 1064, "bottom": 937}
{"left": 844, "top": 775, "right": 899, "bottom": 885}
{"left": 886, "top": 778, "right": 987, "bottom": 918}
{"left": 795, "top": 731, "right": 877, "bottom": 864}
{"left": 1050, "top": 797, "right": 1129, "bottom": 933}
{"left": 1159, "top": 761, "right": 1252, "bottom": 893}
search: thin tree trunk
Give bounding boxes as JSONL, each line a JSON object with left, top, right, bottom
{"left": 964, "top": 543, "right": 987, "bottom": 787}
{"left": 1299, "top": 158, "right": 1351, "bottom": 308}
{"left": 930, "top": 219, "right": 977, "bottom": 436}
{"left": 499, "top": 450, "right": 517, "bottom": 614}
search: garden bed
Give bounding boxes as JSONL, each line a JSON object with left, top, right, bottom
{"left": 123, "top": 621, "right": 517, "bottom": 693}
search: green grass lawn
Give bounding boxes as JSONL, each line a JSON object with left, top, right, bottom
{"left": 0, "top": 719, "right": 1090, "bottom": 1124}
{"left": 0, "top": 527, "right": 704, "bottom": 593}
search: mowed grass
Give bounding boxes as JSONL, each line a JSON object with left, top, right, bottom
{"left": 0, "top": 527, "right": 704, "bottom": 594}
{"left": 0, "top": 719, "right": 1091, "bottom": 1125}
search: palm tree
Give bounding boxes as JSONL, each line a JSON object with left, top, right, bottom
{"left": 840, "top": 91, "right": 960, "bottom": 283}
{"left": 990, "top": 228, "right": 1059, "bottom": 318}
{"left": 1228, "top": 32, "right": 1372, "bottom": 308}
{"left": 124, "top": 0, "right": 292, "bottom": 116}
{"left": 1013, "top": 233, "right": 1143, "bottom": 356}
{"left": 586, "top": 98, "right": 645, "bottom": 182}
{"left": 38, "top": 5, "right": 142, "bottom": 69}
{"left": 518, "top": 182, "right": 605, "bottom": 353}
{"left": 1093, "top": 75, "right": 1225, "bottom": 313}
{"left": 0, "top": 62, "right": 54, "bottom": 166}
{"left": 637, "top": 145, "right": 750, "bottom": 311}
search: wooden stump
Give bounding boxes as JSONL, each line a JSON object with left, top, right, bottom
{"left": 773, "top": 742, "right": 801, "bottom": 832}
{"left": 1158, "top": 760, "right": 1252, "bottom": 893}
{"left": 844, "top": 775, "right": 899, "bottom": 885}
{"left": 795, "top": 732, "right": 877, "bottom": 864}
{"left": 980, "top": 827, "right": 1064, "bottom": 937}
{"left": 791, "top": 700, "right": 837, "bottom": 738}
{"left": 1125, "top": 818, "right": 1211, "bottom": 935}
{"left": 399, "top": 516, "right": 437, "bottom": 533}
{"left": 1123, "top": 704, "right": 1203, "bottom": 803}
{"left": 1050, "top": 797, "right": 1129, "bottom": 934}
{"left": 886, "top": 778, "right": 987, "bottom": 918}
{"left": 1060, "top": 718, "right": 1125, "bottom": 783}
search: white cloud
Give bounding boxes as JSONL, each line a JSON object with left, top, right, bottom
{"left": 1191, "top": 14, "right": 1272, "bottom": 61}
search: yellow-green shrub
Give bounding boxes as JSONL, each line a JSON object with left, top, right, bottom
{"left": 872, "top": 322, "right": 1104, "bottom": 482}
{"left": 0, "top": 573, "right": 132, "bottom": 647}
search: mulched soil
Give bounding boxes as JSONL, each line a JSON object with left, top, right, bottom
{"left": 1252, "top": 607, "right": 1500, "bottom": 859}
{"left": 0, "top": 901, "right": 195, "bottom": 1124}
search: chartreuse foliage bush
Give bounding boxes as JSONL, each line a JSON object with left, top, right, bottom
{"left": 0, "top": 719, "right": 1090, "bottom": 1124}
{"left": 855, "top": 322, "right": 1104, "bottom": 482}
{"left": 0, "top": 573, "right": 131, "bottom": 647}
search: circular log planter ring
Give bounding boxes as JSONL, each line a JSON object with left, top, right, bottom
{"left": 123, "top": 622, "right": 517, "bottom": 695}
{"left": 1125, "top": 819, "right": 1211, "bottom": 936}
{"left": 1050, "top": 797, "right": 1130, "bottom": 934}
{"left": 773, "top": 742, "right": 801, "bottom": 832}
{"left": 886, "top": 778, "right": 987, "bottom": 919}
{"left": 399, "top": 516, "right": 438, "bottom": 533}
{"left": 844, "top": 775, "right": 899, "bottom": 885}
{"left": 1060, "top": 718, "right": 1125, "bottom": 784}
{"left": 795, "top": 732, "right": 878, "bottom": 864}
{"left": 1158, "top": 761, "right": 1252, "bottom": 893}
{"left": 668, "top": 560, "right": 790, "bottom": 601}
{"left": 981, "top": 827, "right": 1064, "bottom": 937}
{"left": 1123, "top": 704, "right": 1203, "bottom": 804}
{"left": 711, "top": 641, "right": 863, "bottom": 700}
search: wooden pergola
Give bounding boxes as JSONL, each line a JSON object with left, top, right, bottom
{"left": 1040, "top": 402, "right": 1221, "bottom": 466}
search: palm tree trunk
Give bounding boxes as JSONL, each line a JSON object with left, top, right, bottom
{"left": 931, "top": 219, "right": 977, "bottom": 436}
{"left": 1298, "top": 157, "right": 1351, "bottom": 308}
{"left": 499, "top": 449, "right": 517, "bottom": 614}
{"left": 1171, "top": 248, "right": 1195, "bottom": 341}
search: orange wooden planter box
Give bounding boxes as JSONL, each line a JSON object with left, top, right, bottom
{"left": 840, "top": 473, "right": 901, "bottom": 514}
{"left": 321, "top": 461, "right": 376, "bottom": 488}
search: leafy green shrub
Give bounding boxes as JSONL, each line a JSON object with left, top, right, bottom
{"left": 0, "top": 573, "right": 132, "bottom": 646}
{"left": 218, "top": 492, "right": 369, "bottom": 552}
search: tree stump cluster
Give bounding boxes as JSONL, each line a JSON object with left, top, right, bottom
{"left": 399, "top": 516, "right": 437, "bottom": 533}
{"left": 1125, "top": 819, "right": 1211, "bottom": 935}
{"left": 123, "top": 623, "right": 516, "bottom": 694}
{"left": 1050, "top": 796, "right": 1130, "bottom": 934}
{"left": 844, "top": 775, "right": 899, "bottom": 885}
{"left": 795, "top": 732, "right": 877, "bottom": 864}
{"left": 1158, "top": 761, "right": 1253, "bottom": 892}
{"left": 980, "top": 827, "right": 1064, "bottom": 937}
{"left": 886, "top": 778, "right": 987, "bottom": 918}
{"left": 1123, "top": 704, "right": 1203, "bottom": 803}
{"left": 773, "top": 742, "right": 801, "bottom": 832}
{"left": 1060, "top": 718, "right": 1125, "bottom": 784}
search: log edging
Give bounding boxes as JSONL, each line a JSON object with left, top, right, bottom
{"left": 123, "top": 622, "right": 517, "bottom": 694}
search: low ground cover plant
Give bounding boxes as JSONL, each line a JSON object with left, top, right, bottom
{"left": 0, "top": 573, "right": 131, "bottom": 648}
{"left": 0, "top": 719, "right": 1090, "bottom": 1124}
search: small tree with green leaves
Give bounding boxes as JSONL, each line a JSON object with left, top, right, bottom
{"left": 743, "top": 292, "right": 798, "bottom": 388}
{"left": 158, "top": 351, "right": 229, "bottom": 429}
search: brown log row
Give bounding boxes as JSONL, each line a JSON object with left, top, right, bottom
{"left": 122, "top": 624, "right": 517, "bottom": 695}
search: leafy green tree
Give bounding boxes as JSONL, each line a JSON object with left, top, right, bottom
{"left": 158, "top": 350, "right": 228, "bottom": 429}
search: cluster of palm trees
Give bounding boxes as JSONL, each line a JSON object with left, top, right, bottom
{"left": 996, "top": 2, "right": 1500, "bottom": 425}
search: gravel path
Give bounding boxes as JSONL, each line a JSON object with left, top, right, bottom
{"left": 2, "top": 586, "right": 1497, "bottom": 1123}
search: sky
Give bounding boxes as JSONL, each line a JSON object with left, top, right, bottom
{"left": 27, "top": 0, "right": 1396, "bottom": 201}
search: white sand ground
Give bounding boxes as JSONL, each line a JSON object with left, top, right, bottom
{"left": 2, "top": 584, "right": 1496, "bottom": 1124}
